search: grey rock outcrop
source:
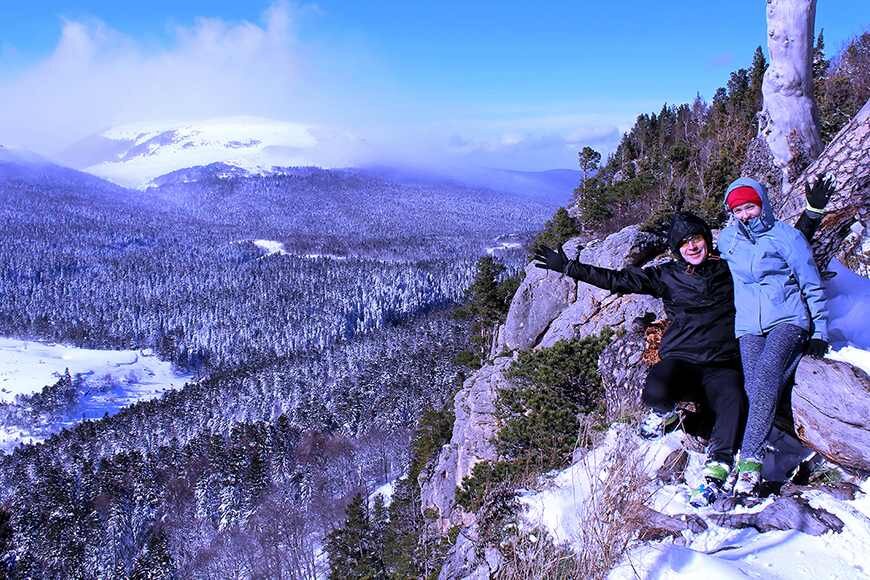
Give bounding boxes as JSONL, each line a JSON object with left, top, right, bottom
{"left": 538, "top": 291, "right": 664, "bottom": 349}
{"left": 437, "top": 529, "right": 501, "bottom": 580}
{"left": 420, "top": 356, "right": 514, "bottom": 533}
{"left": 499, "top": 264, "right": 577, "bottom": 352}
{"left": 424, "top": 226, "right": 669, "bottom": 545}
{"left": 598, "top": 323, "right": 653, "bottom": 422}
{"left": 576, "top": 225, "right": 666, "bottom": 270}
{"left": 791, "top": 357, "right": 870, "bottom": 471}
{"left": 539, "top": 226, "right": 666, "bottom": 347}
{"left": 500, "top": 225, "right": 666, "bottom": 353}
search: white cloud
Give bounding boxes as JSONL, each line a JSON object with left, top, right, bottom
{"left": 0, "top": 2, "right": 639, "bottom": 171}
{"left": 0, "top": 2, "right": 331, "bottom": 153}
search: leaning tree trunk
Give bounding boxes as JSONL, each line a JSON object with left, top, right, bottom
{"left": 772, "top": 99, "right": 870, "bottom": 268}
{"left": 760, "top": 0, "right": 823, "bottom": 192}
{"left": 790, "top": 357, "right": 870, "bottom": 472}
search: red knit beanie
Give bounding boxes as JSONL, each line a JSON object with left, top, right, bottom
{"left": 726, "top": 185, "right": 763, "bottom": 210}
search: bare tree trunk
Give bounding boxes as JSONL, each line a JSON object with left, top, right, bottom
{"left": 773, "top": 99, "right": 870, "bottom": 268}
{"left": 758, "top": 0, "right": 822, "bottom": 195}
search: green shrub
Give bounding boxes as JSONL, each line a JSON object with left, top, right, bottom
{"left": 409, "top": 407, "right": 455, "bottom": 481}
{"left": 497, "top": 332, "right": 612, "bottom": 471}
{"left": 453, "top": 349, "right": 481, "bottom": 370}
{"left": 455, "top": 460, "right": 519, "bottom": 512}
{"left": 455, "top": 332, "right": 612, "bottom": 520}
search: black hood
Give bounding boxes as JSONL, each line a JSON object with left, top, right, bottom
{"left": 668, "top": 211, "right": 713, "bottom": 259}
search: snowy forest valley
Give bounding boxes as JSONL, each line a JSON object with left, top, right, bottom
{"left": 0, "top": 7, "right": 868, "bottom": 580}
{"left": 0, "top": 157, "right": 556, "bottom": 577}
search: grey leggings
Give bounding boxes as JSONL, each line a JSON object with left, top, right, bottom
{"left": 738, "top": 323, "right": 807, "bottom": 460}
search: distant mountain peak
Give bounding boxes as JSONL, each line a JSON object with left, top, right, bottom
{"left": 59, "top": 116, "right": 337, "bottom": 189}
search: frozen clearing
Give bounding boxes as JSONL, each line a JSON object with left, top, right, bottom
{"left": 252, "top": 239, "right": 287, "bottom": 255}
{"left": 0, "top": 337, "right": 188, "bottom": 403}
{"left": 0, "top": 337, "right": 192, "bottom": 451}
{"left": 486, "top": 241, "right": 523, "bottom": 255}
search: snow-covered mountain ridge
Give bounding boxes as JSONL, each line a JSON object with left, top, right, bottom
{"left": 60, "top": 116, "right": 349, "bottom": 189}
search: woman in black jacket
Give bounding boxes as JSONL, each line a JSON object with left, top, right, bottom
{"left": 533, "top": 182, "right": 830, "bottom": 504}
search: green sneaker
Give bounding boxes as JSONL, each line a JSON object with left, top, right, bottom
{"left": 734, "top": 458, "right": 763, "bottom": 496}
{"left": 702, "top": 460, "right": 730, "bottom": 484}
{"left": 690, "top": 461, "right": 731, "bottom": 507}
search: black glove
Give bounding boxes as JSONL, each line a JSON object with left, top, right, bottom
{"left": 532, "top": 245, "right": 569, "bottom": 273}
{"left": 805, "top": 174, "right": 835, "bottom": 212}
{"left": 805, "top": 338, "right": 829, "bottom": 359}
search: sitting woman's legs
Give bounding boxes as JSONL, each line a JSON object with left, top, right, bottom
{"left": 738, "top": 323, "right": 807, "bottom": 460}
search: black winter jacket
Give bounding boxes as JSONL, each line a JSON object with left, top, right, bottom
{"left": 563, "top": 211, "right": 822, "bottom": 365}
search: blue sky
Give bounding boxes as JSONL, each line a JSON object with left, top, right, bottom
{"left": 1, "top": 1, "right": 867, "bottom": 169}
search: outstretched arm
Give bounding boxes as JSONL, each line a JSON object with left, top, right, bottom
{"left": 532, "top": 245, "right": 665, "bottom": 297}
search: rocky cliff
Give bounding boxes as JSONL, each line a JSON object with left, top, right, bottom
{"left": 417, "top": 104, "right": 870, "bottom": 575}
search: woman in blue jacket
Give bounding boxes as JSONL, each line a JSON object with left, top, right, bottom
{"left": 719, "top": 177, "right": 829, "bottom": 496}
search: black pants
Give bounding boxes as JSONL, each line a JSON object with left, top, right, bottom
{"left": 643, "top": 358, "right": 746, "bottom": 465}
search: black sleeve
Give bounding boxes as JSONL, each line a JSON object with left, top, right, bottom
{"left": 795, "top": 209, "right": 823, "bottom": 243}
{"left": 563, "top": 261, "right": 665, "bottom": 297}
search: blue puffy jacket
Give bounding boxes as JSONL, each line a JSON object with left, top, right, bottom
{"left": 718, "top": 177, "right": 828, "bottom": 340}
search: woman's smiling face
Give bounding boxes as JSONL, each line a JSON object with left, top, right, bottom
{"left": 732, "top": 202, "right": 762, "bottom": 223}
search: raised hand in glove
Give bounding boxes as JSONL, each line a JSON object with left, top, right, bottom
{"left": 805, "top": 174, "right": 835, "bottom": 213}
{"left": 805, "top": 338, "right": 829, "bottom": 359}
{"left": 532, "top": 245, "right": 569, "bottom": 273}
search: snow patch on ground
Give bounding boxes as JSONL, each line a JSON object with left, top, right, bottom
{"left": 826, "top": 345, "right": 870, "bottom": 376}
{"left": 302, "top": 253, "right": 348, "bottom": 261}
{"left": 517, "top": 425, "right": 870, "bottom": 580}
{"left": 826, "top": 258, "right": 870, "bottom": 351}
{"left": 519, "top": 427, "right": 684, "bottom": 546}
{"left": 0, "top": 337, "right": 184, "bottom": 403}
{"left": 612, "top": 497, "right": 870, "bottom": 580}
{"left": 0, "top": 337, "right": 192, "bottom": 451}
{"left": 485, "top": 241, "right": 523, "bottom": 256}
{"left": 252, "top": 239, "right": 287, "bottom": 255}
{"left": 370, "top": 480, "right": 396, "bottom": 508}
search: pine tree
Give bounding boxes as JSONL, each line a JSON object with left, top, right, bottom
{"left": 749, "top": 46, "right": 767, "bottom": 119}
{"left": 325, "top": 493, "right": 387, "bottom": 580}
{"left": 531, "top": 207, "right": 580, "bottom": 254}
{"left": 577, "top": 146, "right": 602, "bottom": 196}
{"left": 464, "top": 256, "right": 512, "bottom": 361}
{"left": 130, "top": 529, "right": 176, "bottom": 580}
{"left": 813, "top": 30, "right": 829, "bottom": 92}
